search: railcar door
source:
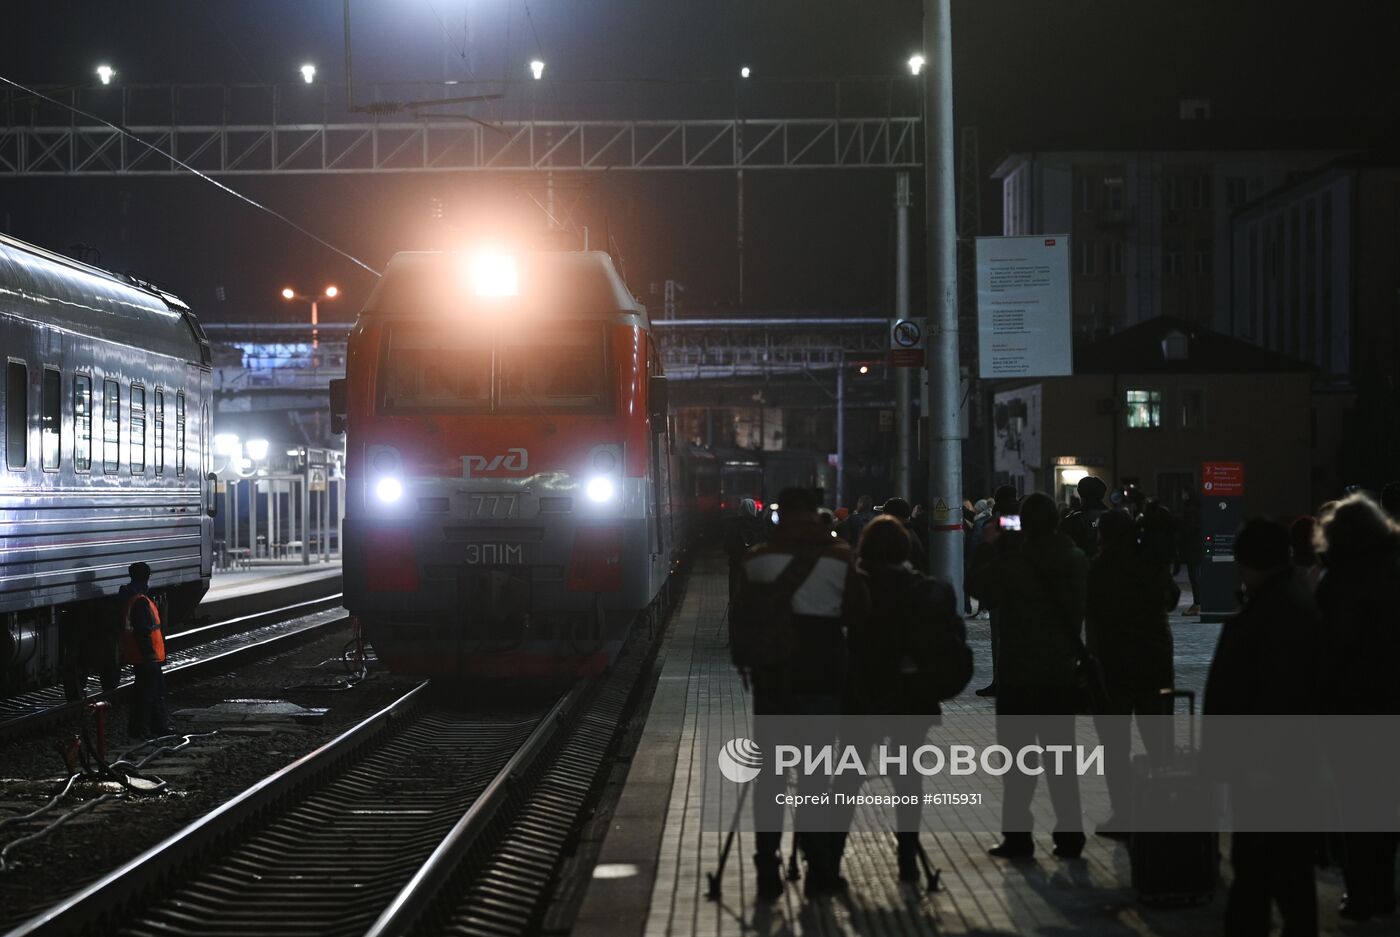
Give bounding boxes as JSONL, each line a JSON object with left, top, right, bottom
{"left": 195, "top": 365, "right": 213, "bottom": 579}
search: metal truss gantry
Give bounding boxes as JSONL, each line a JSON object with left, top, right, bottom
{"left": 0, "top": 82, "right": 921, "bottom": 176}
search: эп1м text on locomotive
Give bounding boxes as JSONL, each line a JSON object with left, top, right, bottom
{"left": 0, "top": 233, "right": 216, "bottom": 698}
{"left": 333, "top": 249, "right": 695, "bottom": 681}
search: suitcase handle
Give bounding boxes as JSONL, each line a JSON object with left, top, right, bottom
{"left": 1159, "top": 688, "right": 1197, "bottom": 752}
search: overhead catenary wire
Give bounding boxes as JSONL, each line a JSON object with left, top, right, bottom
{"left": 0, "top": 74, "right": 382, "bottom": 278}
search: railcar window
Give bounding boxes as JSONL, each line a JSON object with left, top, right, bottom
{"left": 175, "top": 393, "right": 186, "bottom": 476}
{"left": 41, "top": 367, "right": 60, "bottom": 471}
{"left": 131, "top": 385, "right": 146, "bottom": 475}
{"left": 153, "top": 390, "right": 164, "bottom": 476}
{"left": 103, "top": 380, "right": 120, "bottom": 473}
{"left": 381, "top": 329, "right": 491, "bottom": 412}
{"left": 498, "top": 324, "right": 607, "bottom": 412}
{"left": 74, "top": 375, "right": 92, "bottom": 471}
{"left": 5, "top": 362, "right": 26, "bottom": 470}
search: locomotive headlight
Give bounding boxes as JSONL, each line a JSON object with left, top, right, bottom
{"left": 585, "top": 476, "right": 616, "bottom": 503}
{"left": 375, "top": 477, "right": 404, "bottom": 504}
{"left": 467, "top": 250, "right": 519, "bottom": 298}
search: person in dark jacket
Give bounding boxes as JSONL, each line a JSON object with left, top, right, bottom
{"left": 1203, "top": 518, "right": 1321, "bottom": 937}
{"left": 1313, "top": 493, "right": 1400, "bottom": 922}
{"left": 724, "top": 497, "right": 767, "bottom": 599}
{"left": 1085, "top": 509, "right": 1177, "bottom": 837}
{"left": 971, "top": 486, "right": 1021, "bottom": 696}
{"left": 832, "top": 516, "right": 959, "bottom": 883}
{"left": 732, "top": 486, "right": 869, "bottom": 899}
{"left": 970, "top": 492, "right": 1089, "bottom": 859}
{"left": 838, "top": 494, "right": 875, "bottom": 547}
{"left": 1060, "top": 475, "right": 1110, "bottom": 559}
{"left": 877, "top": 496, "right": 927, "bottom": 569}
{"left": 118, "top": 562, "right": 170, "bottom": 740}
{"left": 1176, "top": 491, "right": 1205, "bottom": 614}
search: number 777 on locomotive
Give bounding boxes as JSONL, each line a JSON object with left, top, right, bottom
{"left": 331, "top": 248, "right": 688, "bottom": 682}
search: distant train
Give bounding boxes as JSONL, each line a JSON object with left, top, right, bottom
{"left": 0, "top": 234, "right": 215, "bottom": 697}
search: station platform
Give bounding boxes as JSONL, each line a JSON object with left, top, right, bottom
{"left": 575, "top": 554, "right": 1367, "bottom": 937}
{"left": 196, "top": 562, "right": 342, "bottom": 623}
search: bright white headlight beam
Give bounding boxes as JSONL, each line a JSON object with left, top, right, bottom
{"left": 585, "top": 476, "right": 616, "bottom": 503}
{"left": 375, "top": 477, "right": 404, "bottom": 504}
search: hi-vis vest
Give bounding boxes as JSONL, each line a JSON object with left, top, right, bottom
{"left": 120, "top": 594, "right": 165, "bottom": 664}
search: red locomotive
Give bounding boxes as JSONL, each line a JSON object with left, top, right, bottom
{"left": 334, "top": 249, "right": 695, "bottom": 680}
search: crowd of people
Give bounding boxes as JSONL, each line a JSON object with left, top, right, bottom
{"left": 724, "top": 477, "right": 1400, "bottom": 936}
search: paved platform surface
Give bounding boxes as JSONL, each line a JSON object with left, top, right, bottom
{"left": 204, "top": 563, "right": 341, "bottom": 604}
{"left": 576, "top": 555, "right": 1387, "bottom": 937}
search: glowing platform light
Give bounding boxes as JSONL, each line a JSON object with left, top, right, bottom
{"left": 375, "top": 477, "right": 404, "bottom": 504}
{"left": 245, "top": 438, "right": 270, "bottom": 461}
{"left": 300, "top": 64, "right": 317, "bottom": 84}
{"left": 96, "top": 65, "right": 116, "bottom": 85}
{"left": 467, "top": 250, "right": 520, "bottom": 298}
{"left": 213, "top": 433, "right": 241, "bottom": 458}
{"left": 586, "top": 476, "right": 616, "bottom": 503}
{"left": 324, "top": 285, "right": 338, "bottom": 298}
{"left": 740, "top": 66, "right": 751, "bottom": 79}
{"left": 529, "top": 60, "right": 546, "bottom": 80}
{"left": 908, "top": 54, "right": 926, "bottom": 76}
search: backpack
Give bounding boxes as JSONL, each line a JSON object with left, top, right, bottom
{"left": 895, "top": 573, "right": 974, "bottom": 705}
{"left": 729, "top": 551, "right": 821, "bottom": 670}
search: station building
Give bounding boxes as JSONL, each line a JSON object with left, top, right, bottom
{"left": 990, "top": 317, "right": 1314, "bottom": 517}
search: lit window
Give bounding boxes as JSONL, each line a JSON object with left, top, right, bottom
{"left": 1125, "top": 389, "right": 1162, "bottom": 429}
{"left": 131, "top": 385, "right": 146, "bottom": 474}
{"left": 74, "top": 375, "right": 92, "bottom": 471}
{"left": 176, "top": 392, "right": 186, "bottom": 476}
{"left": 154, "top": 390, "right": 165, "bottom": 476}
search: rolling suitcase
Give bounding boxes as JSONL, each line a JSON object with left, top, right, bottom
{"left": 1128, "top": 689, "right": 1219, "bottom": 904}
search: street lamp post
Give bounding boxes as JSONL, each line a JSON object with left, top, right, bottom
{"left": 280, "top": 285, "right": 338, "bottom": 363}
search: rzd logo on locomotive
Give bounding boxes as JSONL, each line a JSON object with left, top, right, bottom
{"left": 461, "top": 448, "right": 529, "bottom": 478}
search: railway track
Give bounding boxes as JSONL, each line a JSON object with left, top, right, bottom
{"left": 0, "top": 594, "right": 347, "bottom": 744}
{"left": 7, "top": 587, "right": 673, "bottom": 937}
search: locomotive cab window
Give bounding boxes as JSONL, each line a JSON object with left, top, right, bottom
{"left": 498, "top": 323, "right": 608, "bottom": 413}
{"left": 6, "top": 361, "right": 27, "bottom": 470}
{"left": 380, "top": 321, "right": 610, "bottom": 414}
{"left": 41, "top": 367, "right": 60, "bottom": 471}
{"left": 74, "top": 375, "right": 92, "bottom": 472}
{"left": 103, "top": 379, "right": 120, "bottom": 473}
{"left": 130, "top": 385, "right": 146, "bottom": 474}
{"left": 382, "top": 327, "right": 491, "bottom": 412}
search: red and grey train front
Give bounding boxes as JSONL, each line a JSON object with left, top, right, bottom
{"left": 341, "top": 249, "right": 671, "bottom": 680}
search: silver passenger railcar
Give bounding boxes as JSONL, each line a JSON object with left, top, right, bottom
{"left": 0, "top": 233, "right": 214, "bottom": 697}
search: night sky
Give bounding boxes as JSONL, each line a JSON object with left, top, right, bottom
{"left": 2, "top": 0, "right": 1397, "bottom": 323}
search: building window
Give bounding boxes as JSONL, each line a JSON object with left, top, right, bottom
{"left": 1194, "top": 238, "right": 1213, "bottom": 275}
{"left": 1125, "top": 389, "right": 1162, "bottom": 429}
{"left": 1166, "top": 241, "right": 1184, "bottom": 276}
{"left": 1225, "top": 177, "right": 1247, "bottom": 208}
{"left": 103, "top": 379, "right": 120, "bottom": 473}
{"left": 41, "top": 367, "right": 60, "bottom": 471}
{"left": 1075, "top": 174, "right": 1093, "bottom": 212}
{"left": 1191, "top": 175, "right": 1211, "bottom": 209}
{"left": 154, "top": 389, "right": 165, "bottom": 476}
{"left": 75, "top": 375, "right": 92, "bottom": 472}
{"left": 1105, "top": 177, "right": 1124, "bottom": 210}
{"left": 1179, "top": 388, "right": 1204, "bottom": 430}
{"left": 176, "top": 392, "right": 186, "bottom": 476}
{"left": 1077, "top": 239, "right": 1096, "bottom": 275}
{"left": 131, "top": 385, "right": 146, "bottom": 474}
{"left": 1108, "top": 240, "right": 1126, "bottom": 276}
{"left": 6, "top": 361, "right": 26, "bottom": 470}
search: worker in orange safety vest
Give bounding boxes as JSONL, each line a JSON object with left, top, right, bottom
{"left": 118, "top": 562, "right": 170, "bottom": 739}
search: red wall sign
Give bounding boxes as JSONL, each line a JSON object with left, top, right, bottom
{"left": 1201, "top": 461, "right": 1244, "bottom": 496}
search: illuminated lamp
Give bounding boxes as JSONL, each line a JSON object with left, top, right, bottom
{"left": 467, "top": 250, "right": 520, "bottom": 298}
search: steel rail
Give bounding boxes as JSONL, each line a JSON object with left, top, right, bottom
{"left": 5, "top": 681, "right": 434, "bottom": 937}
{"left": 0, "top": 595, "right": 347, "bottom": 743}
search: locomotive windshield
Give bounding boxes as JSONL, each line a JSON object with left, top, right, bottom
{"left": 381, "top": 321, "right": 609, "bottom": 414}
